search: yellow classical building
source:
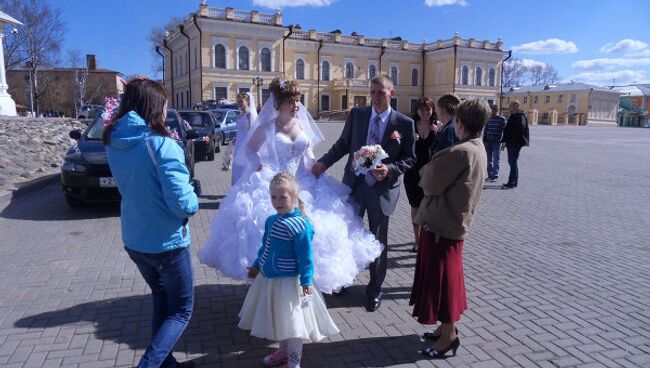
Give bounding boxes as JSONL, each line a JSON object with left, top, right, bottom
{"left": 161, "top": 3, "right": 505, "bottom": 117}
{"left": 503, "top": 83, "right": 622, "bottom": 126}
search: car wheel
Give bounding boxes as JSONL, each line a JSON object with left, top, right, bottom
{"left": 64, "top": 195, "right": 84, "bottom": 208}
{"left": 214, "top": 139, "right": 220, "bottom": 153}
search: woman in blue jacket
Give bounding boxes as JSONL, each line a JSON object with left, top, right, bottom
{"left": 103, "top": 78, "right": 198, "bottom": 368}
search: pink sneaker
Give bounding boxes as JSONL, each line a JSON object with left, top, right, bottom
{"left": 263, "top": 350, "right": 288, "bottom": 367}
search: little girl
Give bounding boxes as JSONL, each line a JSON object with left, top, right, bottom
{"left": 238, "top": 172, "right": 339, "bottom": 368}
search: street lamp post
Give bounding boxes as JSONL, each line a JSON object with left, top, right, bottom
{"left": 252, "top": 77, "right": 264, "bottom": 111}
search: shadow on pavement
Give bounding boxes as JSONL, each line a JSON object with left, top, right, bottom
{"left": 15, "top": 283, "right": 424, "bottom": 367}
{"left": 0, "top": 183, "right": 120, "bottom": 221}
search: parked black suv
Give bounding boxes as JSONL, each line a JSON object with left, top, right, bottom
{"left": 179, "top": 110, "right": 219, "bottom": 160}
{"left": 61, "top": 109, "right": 200, "bottom": 207}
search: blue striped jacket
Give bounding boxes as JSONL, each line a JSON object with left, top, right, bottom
{"left": 252, "top": 209, "right": 315, "bottom": 286}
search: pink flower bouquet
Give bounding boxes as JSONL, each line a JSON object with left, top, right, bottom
{"left": 352, "top": 144, "right": 388, "bottom": 176}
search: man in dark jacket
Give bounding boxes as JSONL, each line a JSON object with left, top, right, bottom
{"left": 501, "top": 100, "right": 529, "bottom": 189}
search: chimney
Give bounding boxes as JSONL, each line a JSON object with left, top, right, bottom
{"left": 86, "top": 54, "right": 97, "bottom": 70}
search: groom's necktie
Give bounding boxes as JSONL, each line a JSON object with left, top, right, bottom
{"left": 365, "top": 115, "right": 383, "bottom": 186}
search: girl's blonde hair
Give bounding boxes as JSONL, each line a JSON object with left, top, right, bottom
{"left": 269, "top": 172, "right": 305, "bottom": 215}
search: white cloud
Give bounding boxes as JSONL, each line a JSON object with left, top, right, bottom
{"left": 252, "top": 0, "right": 334, "bottom": 8}
{"left": 571, "top": 70, "right": 648, "bottom": 85}
{"left": 520, "top": 58, "right": 547, "bottom": 68}
{"left": 511, "top": 38, "right": 578, "bottom": 55}
{"left": 573, "top": 58, "right": 650, "bottom": 71}
{"left": 600, "top": 39, "right": 649, "bottom": 55}
{"left": 424, "top": 0, "right": 468, "bottom": 6}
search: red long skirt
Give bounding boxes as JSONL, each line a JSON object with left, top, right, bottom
{"left": 410, "top": 230, "right": 467, "bottom": 324}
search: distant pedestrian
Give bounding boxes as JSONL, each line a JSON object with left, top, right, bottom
{"left": 501, "top": 100, "right": 529, "bottom": 189}
{"left": 411, "top": 99, "right": 489, "bottom": 359}
{"left": 431, "top": 94, "right": 461, "bottom": 155}
{"left": 483, "top": 104, "right": 507, "bottom": 181}
{"left": 104, "top": 78, "right": 198, "bottom": 368}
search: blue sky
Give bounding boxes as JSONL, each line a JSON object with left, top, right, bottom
{"left": 49, "top": 0, "right": 650, "bottom": 86}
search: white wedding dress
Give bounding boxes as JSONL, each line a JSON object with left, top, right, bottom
{"left": 198, "top": 123, "right": 383, "bottom": 294}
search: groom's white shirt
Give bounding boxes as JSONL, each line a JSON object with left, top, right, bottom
{"left": 366, "top": 106, "right": 392, "bottom": 145}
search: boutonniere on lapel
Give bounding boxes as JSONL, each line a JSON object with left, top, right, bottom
{"left": 391, "top": 130, "right": 402, "bottom": 145}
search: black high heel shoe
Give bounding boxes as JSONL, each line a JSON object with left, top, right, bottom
{"left": 420, "top": 337, "right": 460, "bottom": 359}
{"left": 423, "top": 327, "right": 458, "bottom": 341}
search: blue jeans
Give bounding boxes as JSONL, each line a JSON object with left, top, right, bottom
{"left": 126, "top": 246, "right": 194, "bottom": 368}
{"left": 506, "top": 143, "right": 522, "bottom": 186}
{"left": 484, "top": 141, "right": 501, "bottom": 179}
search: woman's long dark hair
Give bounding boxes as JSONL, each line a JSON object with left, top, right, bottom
{"left": 102, "top": 78, "right": 169, "bottom": 144}
{"left": 412, "top": 96, "right": 437, "bottom": 125}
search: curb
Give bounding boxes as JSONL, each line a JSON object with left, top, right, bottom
{"left": 0, "top": 173, "right": 60, "bottom": 205}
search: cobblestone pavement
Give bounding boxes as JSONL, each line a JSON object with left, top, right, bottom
{"left": 1, "top": 124, "right": 649, "bottom": 368}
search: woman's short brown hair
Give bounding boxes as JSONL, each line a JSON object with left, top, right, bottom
{"left": 412, "top": 96, "right": 436, "bottom": 124}
{"left": 102, "top": 78, "right": 168, "bottom": 144}
{"left": 236, "top": 91, "right": 250, "bottom": 102}
{"left": 456, "top": 99, "right": 490, "bottom": 137}
{"left": 436, "top": 93, "right": 461, "bottom": 116}
{"left": 269, "top": 77, "right": 301, "bottom": 109}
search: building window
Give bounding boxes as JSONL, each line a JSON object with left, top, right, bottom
{"left": 461, "top": 65, "right": 469, "bottom": 85}
{"left": 342, "top": 95, "right": 348, "bottom": 110}
{"left": 369, "top": 64, "right": 377, "bottom": 79}
{"left": 296, "top": 58, "right": 305, "bottom": 80}
{"left": 390, "top": 66, "right": 398, "bottom": 85}
{"left": 545, "top": 95, "right": 550, "bottom": 103}
{"left": 238, "top": 46, "right": 249, "bottom": 70}
{"left": 410, "top": 98, "right": 418, "bottom": 114}
{"left": 523, "top": 96, "right": 528, "bottom": 104}
{"left": 345, "top": 62, "right": 354, "bottom": 79}
{"left": 411, "top": 69, "right": 419, "bottom": 86}
{"left": 321, "top": 61, "right": 330, "bottom": 81}
{"left": 488, "top": 68, "right": 496, "bottom": 87}
{"left": 214, "top": 87, "right": 227, "bottom": 101}
{"left": 300, "top": 94, "right": 305, "bottom": 106}
{"left": 262, "top": 89, "right": 270, "bottom": 105}
{"left": 239, "top": 87, "right": 250, "bottom": 94}
{"left": 186, "top": 90, "right": 189, "bottom": 108}
{"left": 534, "top": 96, "right": 538, "bottom": 104}
{"left": 214, "top": 44, "right": 226, "bottom": 69}
{"left": 390, "top": 97, "right": 398, "bottom": 110}
{"left": 558, "top": 95, "right": 564, "bottom": 103}
{"left": 321, "top": 95, "right": 330, "bottom": 111}
{"left": 475, "top": 67, "right": 483, "bottom": 86}
{"left": 261, "top": 48, "right": 271, "bottom": 72}
{"left": 488, "top": 99, "right": 494, "bottom": 107}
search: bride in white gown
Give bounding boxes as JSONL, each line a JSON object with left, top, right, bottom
{"left": 198, "top": 77, "right": 382, "bottom": 294}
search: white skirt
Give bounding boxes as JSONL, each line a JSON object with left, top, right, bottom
{"left": 198, "top": 165, "right": 383, "bottom": 294}
{"left": 238, "top": 275, "right": 339, "bottom": 342}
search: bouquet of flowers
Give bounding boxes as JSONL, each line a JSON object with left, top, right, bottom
{"left": 352, "top": 144, "right": 388, "bottom": 176}
{"left": 101, "top": 97, "right": 120, "bottom": 127}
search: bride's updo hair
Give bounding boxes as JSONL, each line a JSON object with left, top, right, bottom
{"left": 236, "top": 91, "right": 249, "bottom": 102}
{"left": 269, "top": 77, "right": 301, "bottom": 109}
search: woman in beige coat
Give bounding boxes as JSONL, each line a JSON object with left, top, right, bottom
{"left": 410, "top": 99, "right": 490, "bottom": 359}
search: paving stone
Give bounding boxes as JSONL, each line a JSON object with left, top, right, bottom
{"left": 0, "top": 125, "right": 649, "bottom": 367}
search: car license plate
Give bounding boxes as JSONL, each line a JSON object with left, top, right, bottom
{"left": 99, "top": 177, "right": 117, "bottom": 187}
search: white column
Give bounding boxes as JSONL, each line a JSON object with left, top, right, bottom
{"left": 0, "top": 27, "right": 17, "bottom": 115}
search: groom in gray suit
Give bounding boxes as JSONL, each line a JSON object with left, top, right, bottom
{"left": 312, "top": 75, "right": 416, "bottom": 312}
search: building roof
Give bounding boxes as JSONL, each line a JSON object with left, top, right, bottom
{"left": 506, "top": 83, "right": 620, "bottom": 94}
{"left": 8, "top": 67, "right": 123, "bottom": 75}
{"left": 609, "top": 84, "right": 650, "bottom": 97}
{"left": 0, "top": 11, "right": 22, "bottom": 25}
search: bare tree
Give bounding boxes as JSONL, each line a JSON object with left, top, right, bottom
{"left": 502, "top": 58, "right": 527, "bottom": 88}
{"left": 147, "top": 16, "right": 184, "bottom": 77}
{"left": 0, "top": 0, "right": 65, "bottom": 114}
{"left": 67, "top": 50, "right": 88, "bottom": 118}
{"left": 527, "top": 64, "right": 560, "bottom": 86}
